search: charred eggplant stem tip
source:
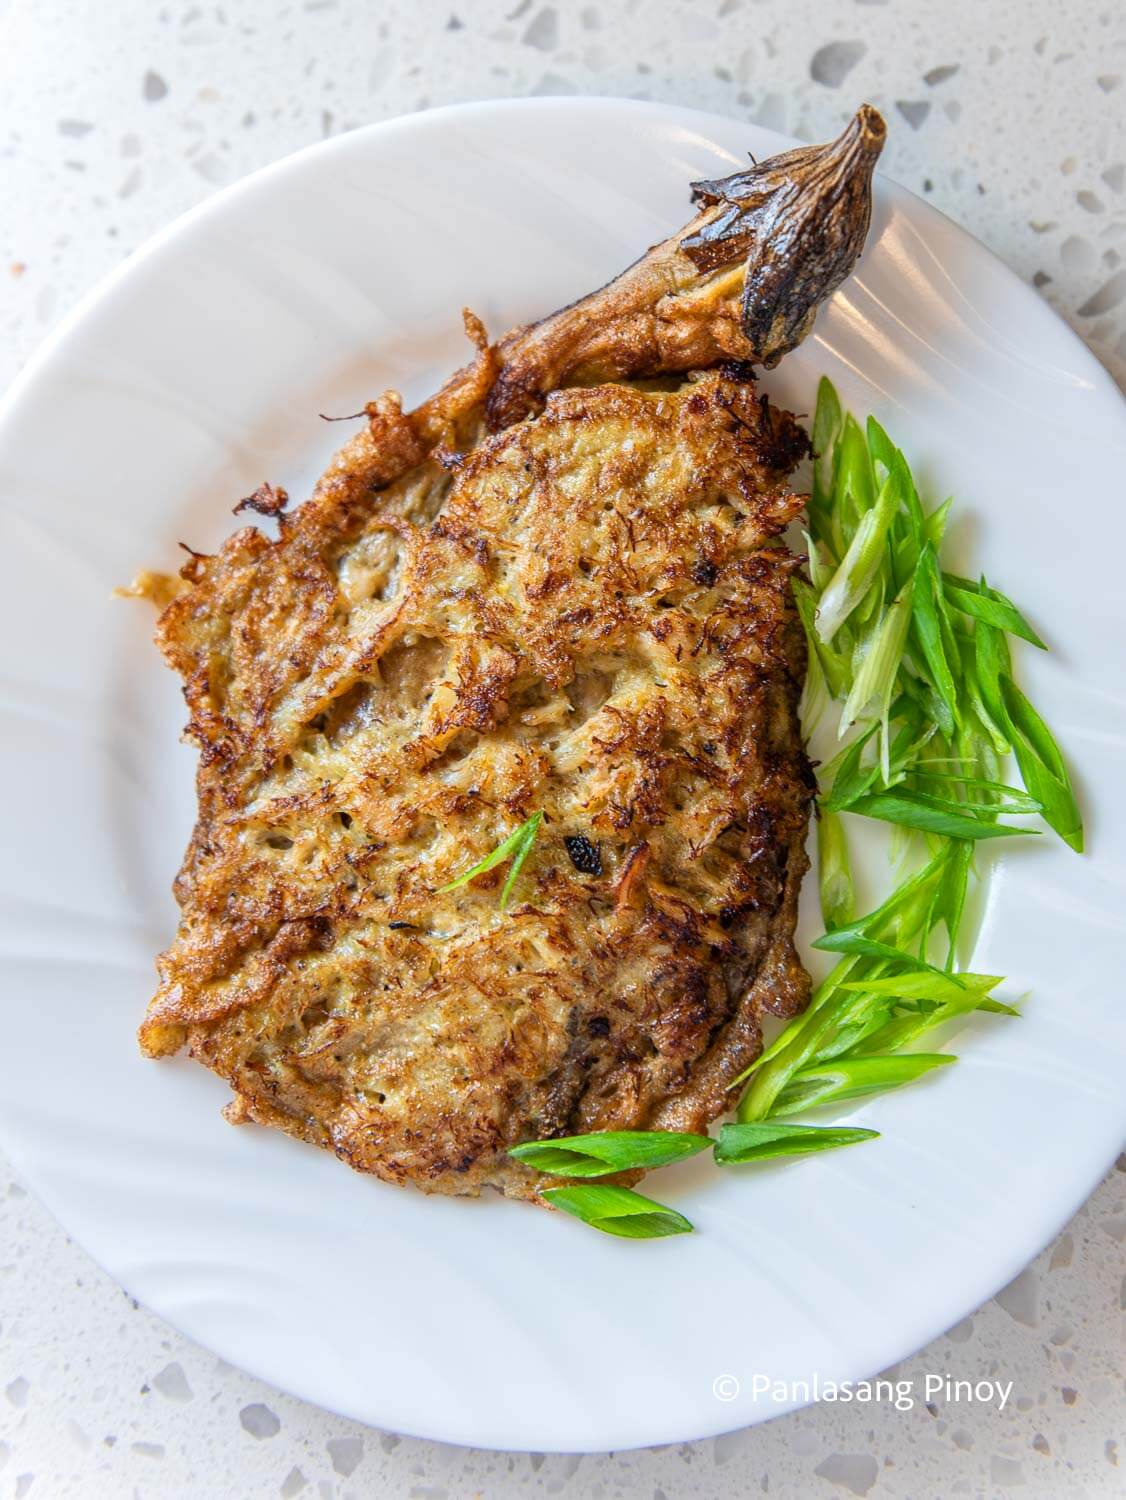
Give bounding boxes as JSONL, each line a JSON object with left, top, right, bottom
{"left": 684, "top": 105, "right": 887, "bottom": 365}
{"left": 481, "top": 105, "right": 886, "bottom": 430}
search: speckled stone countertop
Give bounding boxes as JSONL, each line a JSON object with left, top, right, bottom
{"left": 1, "top": 1, "right": 1123, "bottom": 1496}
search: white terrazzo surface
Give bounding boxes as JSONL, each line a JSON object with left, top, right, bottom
{"left": 1, "top": 1, "right": 1124, "bottom": 1496}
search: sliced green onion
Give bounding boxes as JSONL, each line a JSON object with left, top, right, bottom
{"left": 769, "top": 1054, "right": 956, "bottom": 1116}
{"left": 818, "top": 845, "right": 957, "bottom": 954}
{"left": 802, "top": 531, "right": 835, "bottom": 594}
{"left": 817, "top": 809, "right": 855, "bottom": 930}
{"left": 912, "top": 773, "right": 1041, "bottom": 815}
{"left": 739, "top": 380, "right": 1079, "bottom": 1169}
{"left": 910, "top": 543, "right": 960, "bottom": 735}
{"left": 846, "top": 790, "right": 1039, "bottom": 842}
{"left": 440, "top": 810, "right": 543, "bottom": 909}
{"left": 736, "top": 988, "right": 877, "bottom": 1120}
{"left": 729, "top": 952, "right": 869, "bottom": 1085}
{"left": 811, "top": 375, "right": 843, "bottom": 517}
{"left": 799, "top": 634, "right": 828, "bottom": 730}
{"left": 837, "top": 971, "right": 1002, "bottom": 1003}
{"left": 499, "top": 815, "right": 542, "bottom": 908}
{"left": 827, "top": 711, "right": 935, "bottom": 810}
{"left": 854, "top": 987, "right": 1017, "bottom": 1056}
{"left": 866, "top": 419, "right": 924, "bottom": 585}
{"left": 804, "top": 1009, "right": 897, "bottom": 1067}
{"left": 935, "top": 838, "right": 973, "bottom": 966}
{"left": 899, "top": 671, "right": 957, "bottom": 744}
{"left": 833, "top": 414, "right": 877, "bottom": 546}
{"left": 810, "top": 935, "right": 965, "bottom": 981}
{"left": 816, "top": 471, "right": 900, "bottom": 644}
{"left": 955, "top": 642, "right": 1011, "bottom": 754}
{"left": 508, "top": 1130, "right": 710, "bottom": 1178}
{"left": 1009, "top": 744, "right": 1083, "bottom": 853}
{"left": 821, "top": 723, "right": 880, "bottom": 809}
{"left": 974, "top": 619, "right": 1012, "bottom": 733}
{"left": 714, "top": 1121, "right": 878, "bottom": 1165}
{"left": 794, "top": 576, "right": 850, "bottom": 698}
{"left": 540, "top": 1184, "right": 693, "bottom": 1238}
{"left": 922, "top": 497, "right": 953, "bottom": 550}
{"left": 851, "top": 567, "right": 887, "bottom": 633}
{"left": 942, "top": 574, "right": 1047, "bottom": 649}
{"left": 1000, "top": 676, "right": 1084, "bottom": 852}
{"left": 839, "top": 578, "right": 914, "bottom": 752}
{"left": 864, "top": 412, "right": 897, "bottom": 476}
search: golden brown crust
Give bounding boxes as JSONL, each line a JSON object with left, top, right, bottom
{"left": 141, "top": 370, "right": 813, "bottom": 1196}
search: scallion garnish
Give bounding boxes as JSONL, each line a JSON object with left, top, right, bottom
{"left": 731, "top": 375, "right": 1084, "bottom": 1128}
{"left": 796, "top": 378, "right": 1081, "bottom": 855}
{"left": 844, "top": 790, "right": 1038, "bottom": 841}
{"left": 540, "top": 1184, "right": 694, "bottom": 1239}
{"left": 910, "top": 543, "right": 960, "bottom": 736}
{"left": 509, "top": 1130, "right": 710, "bottom": 1178}
{"left": 439, "top": 810, "right": 543, "bottom": 910}
{"left": 942, "top": 573, "right": 1047, "bottom": 649}
{"left": 765, "top": 1054, "right": 956, "bottom": 1117}
{"left": 714, "top": 1121, "right": 878, "bottom": 1165}
{"left": 1000, "top": 677, "right": 1084, "bottom": 852}
{"left": 815, "top": 472, "right": 900, "bottom": 643}
{"left": 817, "top": 808, "right": 855, "bottom": 930}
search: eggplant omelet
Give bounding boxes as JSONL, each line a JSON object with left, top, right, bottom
{"left": 138, "top": 108, "right": 885, "bottom": 1198}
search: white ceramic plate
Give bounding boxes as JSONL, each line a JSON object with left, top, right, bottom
{"left": 1, "top": 98, "right": 1124, "bottom": 1454}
